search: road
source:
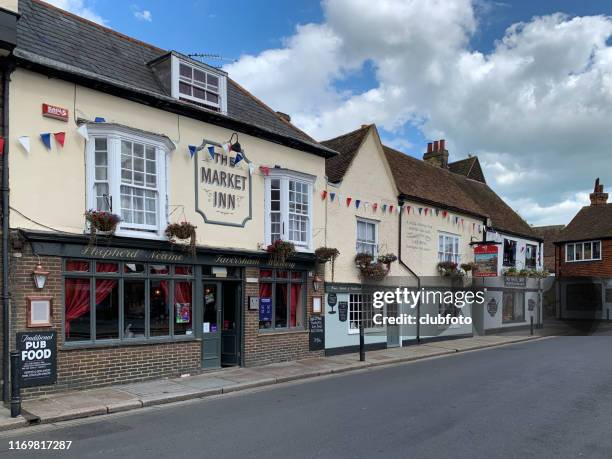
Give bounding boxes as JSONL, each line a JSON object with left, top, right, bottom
{"left": 2, "top": 336, "right": 612, "bottom": 458}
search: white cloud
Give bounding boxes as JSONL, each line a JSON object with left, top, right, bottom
{"left": 45, "top": 0, "right": 106, "bottom": 25}
{"left": 503, "top": 191, "right": 590, "bottom": 226}
{"left": 225, "top": 0, "right": 612, "bottom": 225}
{"left": 133, "top": 8, "right": 152, "bottom": 22}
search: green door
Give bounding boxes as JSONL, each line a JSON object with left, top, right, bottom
{"left": 202, "top": 282, "right": 221, "bottom": 369}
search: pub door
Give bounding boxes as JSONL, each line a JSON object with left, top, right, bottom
{"left": 221, "top": 282, "right": 241, "bottom": 366}
{"left": 202, "top": 282, "right": 221, "bottom": 369}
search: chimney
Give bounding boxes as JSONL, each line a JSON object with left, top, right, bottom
{"left": 423, "top": 138, "right": 449, "bottom": 168}
{"left": 590, "top": 178, "right": 609, "bottom": 206}
{"left": 276, "top": 111, "right": 291, "bottom": 123}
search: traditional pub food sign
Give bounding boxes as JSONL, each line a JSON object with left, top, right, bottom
{"left": 473, "top": 244, "right": 498, "bottom": 277}
{"left": 196, "top": 146, "right": 252, "bottom": 227}
{"left": 16, "top": 331, "right": 57, "bottom": 387}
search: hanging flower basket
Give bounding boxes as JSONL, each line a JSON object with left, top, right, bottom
{"left": 85, "top": 210, "right": 121, "bottom": 237}
{"left": 267, "top": 240, "right": 295, "bottom": 265}
{"left": 437, "top": 261, "right": 465, "bottom": 278}
{"left": 460, "top": 262, "right": 476, "bottom": 273}
{"left": 315, "top": 247, "right": 340, "bottom": 281}
{"left": 354, "top": 252, "right": 396, "bottom": 282}
{"left": 377, "top": 253, "right": 398, "bottom": 266}
{"left": 165, "top": 222, "right": 197, "bottom": 256}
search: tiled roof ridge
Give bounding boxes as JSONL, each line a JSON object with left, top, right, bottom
{"left": 228, "top": 77, "right": 319, "bottom": 145}
{"left": 33, "top": 0, "right": 166, "bottom": 54}
{"left": 321, "top": 124, "right": 372, "bottom": 145}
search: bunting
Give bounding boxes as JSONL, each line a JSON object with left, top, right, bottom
{"left": 346, "top": 197, "right": 352, "bottom": 207}
{"left": 207, "top": 145, "right": 216, "bottom": 160}
{"left": 330, "top": 192, "right": 336, "bottom": 202}
{"left": 259, "top": 166, "right": 270, "bottom": 176}
{"left": 54, "top": 132, "right": 66, "bottom": 148}
{"left": 76, "top": 124, "right": 89, "bottom": 140}
{"left": 188, "top": 145, "right": 197, "bottom": 158}
{"left": 355, "top": 199, "right": 361, "bottom": 209}
{"left": 18, "top": 136, "right": 30, "bottom": 153}
{"left": 321, "top": 190, "right": 328, "bottom": 200}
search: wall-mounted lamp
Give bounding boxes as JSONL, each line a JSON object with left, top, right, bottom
{"left": 230, "top": 132, "right": 242, "bottom": 153}
{"left": 313, "top": 274, "right": 323, "bottom": 292}
{"left": 32, "top": 264, "right": 50, "bottom": 289}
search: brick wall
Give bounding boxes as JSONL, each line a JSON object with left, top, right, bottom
{"left": 242, "top": 265, "right": 324, "bottom": 366}
{"left": 10, "top": 236, "right": 200, "bottom": 399}
{"left": 556, "top": 240, "right": 612, "bottom": 278}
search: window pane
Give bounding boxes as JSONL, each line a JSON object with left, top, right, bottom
{"left": 259, "top": 283, "right": 272, "bottom": 329}
{"left": 96, "top": 262, "right": 118, "bottom": 273}
{"left": 206, "top": 92, "right": 219, "bottom": 104}
{"left": 179, "top": 63, "right": 192, "bottom": 78}
{"left": 260, "top": 269, "right": 273, "bottom": 279}
{"left": 277, "top": 270, "right": 288, "bottom": 278}
{"left": 124, "top": 280, "right": 145, "bottom": 338}
{"left": 575, "top": 244, "right": 583, "bottom": 261}
{"left": 179, "top": 81, "right": 192, "bottom": 96}
{"left": 584, "top": 242, "right": 592, "bottom": 260}
{"left": 194, "top": 86, "right": 206, "bottom": 100}
{"left": 65, "top": 278, "right": 91, "bottom": 341}
{"left": 207, "top": 74, "right": 219, "bottom": 88}
{"left": 567, "top": 244, "right": 574, "bottom": 261}
{"left": 593, "top": 241, "right": 601, "bottom": 259}
{"left": 94, "top": 137, "right": 107, "bottom": 151}
{"left": 95, "top": 279, "right": 119, "bottom": 340}
{"left": 150, "top": 280, "right": 169, "bottom": 337}
{"left": 290, "top": 283, "right": 303, "bottom": 328}
{"left": 150, "top": 265, "right": 169, "bottom": 275}
{"left": 66, "top": 260, "right": 90, "bottom": 272}
{"left": 124, "top": 263, "right": 145, "bottom": 274}
{"left": 203, "top": 284, "right": 218, "bottom": 333}
{"left": 275, "top": 283, "right": 288, "bottom": 328}
{"left": 175, "top": 265, "right": 193, "bottom": 275}
{"left": 174, "top": 280, "right": 193, "bottom": 335}
{"left": 194, "top": 69, "right": 206, "bottom": 83}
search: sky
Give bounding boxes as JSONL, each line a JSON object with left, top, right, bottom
{"left": 46, "top": 0, "right": 612, "bottom": 227}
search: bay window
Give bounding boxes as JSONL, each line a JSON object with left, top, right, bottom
{"left": 264, "top": 170, "right": 314, "bottom": 250}
{"left": 64, "top": 260, "right": 194, "bottom": 344}
{"left": 86, "top": 125, "right": 171, "bottom": 239}
{"left": 565, "top": 241, "right": 602, "bottom": 262}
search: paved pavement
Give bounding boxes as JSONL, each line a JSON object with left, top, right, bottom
{"left": 2, "top": 334, "right": 612, "bottom": 458}
{"left": 0, "top": 333, "right": 547, "bottom": 429}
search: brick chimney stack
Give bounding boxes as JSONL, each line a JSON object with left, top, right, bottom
{"left": 590, "top": 178, "right": 609, "bottom": 206}
{"left": 423, "top": 139, "right": 449, "bottom": 168}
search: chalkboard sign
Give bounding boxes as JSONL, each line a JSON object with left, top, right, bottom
{"left": 16, "top": 331, "right": 57, "bottom": 388}
{"left": 309, "top": 316, "right": 325, "bottom": 351}
{"left": 338, "top": 301, "right": 348, "bottom": 322}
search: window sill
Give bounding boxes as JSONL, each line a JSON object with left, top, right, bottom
{"left": 61, "top": 335, "right": 199, "bottom": 351}
{"left": 257, "top": 328, "right": 307, "bottom": 337}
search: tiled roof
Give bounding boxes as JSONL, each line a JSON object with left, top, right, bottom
{"left": 14, "top": 0, "right": 335, "bottom": 157}
{"left": 449, "top": 156, "right": 486, "bottom": 183}
{"left": 321, "top": 125, "right": 371, "bottom": 182}
{"left": 555, "top": 204, "right": 612, "bottom": 242}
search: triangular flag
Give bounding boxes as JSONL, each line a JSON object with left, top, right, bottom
{"left": 18, "top": 136, "right": 30, "bottom": 153}
{"left": 234, "top": 153, "right": 244, "bottom": 165}
{"left": 188, "top": 145, "right": 197, "bottom": 158}
{"left": 435, "top": 209, "right": 440, "bottom": 216}
{"left": 0, "top": 137, "right": 4, "bottom": 155}
{"left": 248, "top": 162, "right": 255, "bottom": 175}
{"left": 53, "top": 132, "right": 66, "bottom": 147}
{"left": 418, "top": 208, "right": 423, "bottom": 215}
{"left": 442, "top": 210, "right": 448, "bottom": 218}
{"left": 355, "top": 199, "right": 361, "bottom": 209}
{"left": 389, "top": 205, "right": 394, "bottom": 213}
{"left": 372, "top": 203, "right": 378, "bottom": 212}
{"left": 330, "top": 192, "right": 336, "bottom": 202}
{"left": 382, "top": 204, "right": 387, "bottom": 213}
{"left": 259, "top": 166, "right": 270, "bottom": 176}
{"left": 346, "top": 197, "right": 352, "bottom": 207}
{"left": 364, "top": 202, "right": 369, "bottom": 211}
{"left": 77, "top": 124, "right": 89, "bottom": 140}
{"left": 40, "top": 133, "right": 52, "bottom": 150}
{"left": 321, "top": 190, "right": 328, "bottom": 200}
{"left": 207, "top": 145, "right": 215, "bottom": 160}
{"left": 222, "top": 142, "right": 231, "bottom": 154}
{"left": 424, "top": 208, "right": 429, "bottom": 216}
{"left": 406, "top": 206, "right": 411, "bottom": 214}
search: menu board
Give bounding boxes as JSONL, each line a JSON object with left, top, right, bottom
{"left": 309, "top": 316, "right": 325, "bottom": 351}
{"left": 17, "top": 331, "right": 57, "bottom": 387}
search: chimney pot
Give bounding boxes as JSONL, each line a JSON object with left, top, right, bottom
{"left": 589, "top": 178, "right": 608, "bottom": 206}
{"left": 433, "top": 140, "right": 439, "bottom": 151}
{"left": 427, "top": 142, "right": 433, "bottom": 153}
{"left": 439, "top": 139, "right": 445, "bottom": 151}
{"left": 276, "top": 111, "right": 291, "bottom": 123}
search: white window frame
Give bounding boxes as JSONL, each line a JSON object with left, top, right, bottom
{"left": 170, "top": 55, "right": 228, "bottom": 114}
{"left": 525, "top": 243, "right": 538, "bottom": 269}
{"left": 86, "top": 125, "right": 171, "bottom": 240}
{"left": 348, "top": 293, "right": 384, "bottom": 334}
{"left": 264, "top": 169, "right": 315, "bottom": 252}
{"left": 438, "top": 232, "right": 461, "bottom": 264}
{"left": 356, "top": 218, "right": 379, "bottom": 257}
{"left": 565, "top": 241, "right": 602, "bottom": 262}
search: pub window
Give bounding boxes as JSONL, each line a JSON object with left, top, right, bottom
{"left": 264, "top": 170, "right": 314, "bottom": 250}
{"left": 438, "top": 233, "right": 460, "bottom": 264}
{"left": 503, "top": 239, "right": 517, "bottom": 267}
{"left": 525, "top": 244, "right": 537, "bottom": 269}
{"left": 348, "top": 293, "right": 383, "bottom": 333}
{"left": 356, "top": 218, "right": 378, "bottom": 257}
{"left": 86, "top": 126, "right": 170, "bottom": 239}
{"left": 502, "top": 291, "right": 525, "bottom": 323}
{"left": 64, "top": 260, "right": 194, "bottom": 344}
{"left": 565, "top": 241, "right": 602, "bottom": 262}
{"left": 258, "top": 269, "right": 306, "bottom": 330}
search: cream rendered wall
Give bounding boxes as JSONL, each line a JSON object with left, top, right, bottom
{"left": 324, "top": 129, "right": 410, "bottom": 284}
{"left": 0, "top": 0, "right": 18, "bottom": 13}
{"left": 8, "top": 69, "right": 327, "bottom": 252}
{"left": 401, "top": 201, "right": 484, "bottom": 277}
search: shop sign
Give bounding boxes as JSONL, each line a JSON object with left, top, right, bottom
{"left": 196, "top": 149, "right": 252, "bottom": 227}
{"left": 474, "top": 244, "right": 498, "bottom": 277}
{"left": 338, "top": 301, "right": 348, "bottom": 322}
{"left": 487, "top": 298, "right": 498, "bottom": 317}
{"left": 504, "top": 276, "right": 526, "bottom": 288}
{"left": 16, "top": 331, "right": 57, "bottom": 387}
{"left": 259, "top": 297, "right": 272, "bottom": 322}
{"left": 528, "top": 298, "right": 536, "bottom": 311}
{"left": 327, "top": 293, "right": 337, "bottom": 314}
{"left": 309, "top": 316, "right": 325, "bottom": 351}
{"left": 42, "top": 103, "right": 69, "bottom": 122}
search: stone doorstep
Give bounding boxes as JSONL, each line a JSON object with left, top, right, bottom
{"left": 7, "top": 334, "right": 542, "bottom": 430}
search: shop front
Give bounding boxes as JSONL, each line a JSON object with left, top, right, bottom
{"left": 11, "top": 230, "right": 319, "bottom": 398}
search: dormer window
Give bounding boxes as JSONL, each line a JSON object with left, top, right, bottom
{"left": 178, "top": 62, "right": 220, "bottom": 108}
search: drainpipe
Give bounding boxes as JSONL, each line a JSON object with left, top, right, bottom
{"left": 398, "top": 198, "right": 421, "bottom": 344}
{"left": 2, "top": 60, "right": 13, "bottom": 403}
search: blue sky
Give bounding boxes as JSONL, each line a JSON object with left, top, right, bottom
{"left": 49, "top": 1, "right": 612, "bottom": 225}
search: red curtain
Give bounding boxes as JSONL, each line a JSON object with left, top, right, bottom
{"left": 65, "top": 278, "right": 90, "bottom": 336}
{"left": 290, "top": 284, "right": 302, "bottom": 327}
{"left": 259, "top": 283, "right": 272, "bottom": 297}
{"left": 95, "top": 262, "right": 119, "bottom": 308}
{"left": 175, "top": 281, "right": 192, "bottom": 304}
{"left": 66, "top": 260, "right": 89, "bottom": 272}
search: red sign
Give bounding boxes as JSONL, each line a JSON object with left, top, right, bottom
{"left": 42, "top": 104, "right": 69, "bottom": 122}
{"left": 474, "top": 244, "right": 498, "bottom": 277}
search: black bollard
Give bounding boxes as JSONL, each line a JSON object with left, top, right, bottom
{"left": 10, "top": 351, "right": 21, "bottom": 418}
{"left": 607, "top": 309, "right": 610, "bottom": 322}
{"left": 530, "top": 316, "right": 534, "bottom": 336}
{"left": 359, "top": 322, "right": 365, "bottom": 362}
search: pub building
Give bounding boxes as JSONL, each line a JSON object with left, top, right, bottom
{"left": 0, "top": 0, "right": 335, "bottom": 398}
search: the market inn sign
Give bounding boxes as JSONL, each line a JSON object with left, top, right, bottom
{"left": 195, "top": 147, "right": 252, "bottom": 227}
